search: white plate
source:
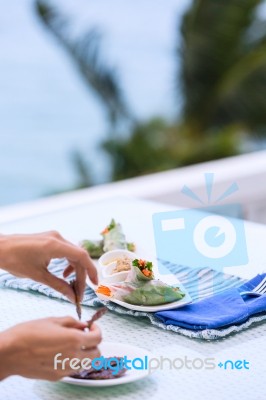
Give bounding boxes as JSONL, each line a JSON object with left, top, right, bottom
{"left": 62, "top": 342, "right": 154, "bottom": 387}
{"left": 99, "top": 249, "right": 138, "bottom": 282}
{"left": 87, "top": 255, "right": 192, "bottom": 312}
{"left": 95, "top": 282, "right": 191, "bottom": 312}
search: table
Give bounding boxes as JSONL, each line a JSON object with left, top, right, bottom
{"left": 0, "top": 196, "right": 265, "bottom": 400}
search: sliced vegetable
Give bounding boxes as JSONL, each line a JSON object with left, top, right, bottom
{"left": 101, "top": 219, "right": 116, "bottom": 235}
{"left": 81, "top": 240, "right": 104, "bottom": 258}
{"left": 126, "top": 242, "right": 136, "bottom": 252}
{"left": 81, "top": 219, "right": 136, "bottom": 258}
{"left": 132, "top": 259, "right": 154, "bottom": 279}
{"left": 96, "top": 285, "right": 112, "bottom": 297}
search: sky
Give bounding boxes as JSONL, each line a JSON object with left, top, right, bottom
{"left": 0, "top": 0, "right": 191, "bottom": 205}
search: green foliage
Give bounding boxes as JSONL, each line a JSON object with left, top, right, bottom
{"left": 104, "top": 0, "right": 266, "bottom": 180}
{"left": 180, "top": 0, "right": 266, "bottom": 133}
{"left": 35, "top": 0, "right": 266, "bottom": 185}
{"left": 103, "top": 118, "right": 241, "bottom": 179}
{"left": 70, "top": 149, "right": 93, "bottom": 188}
{"left": 103, "top": 118, "right": 178, "bottom": 179}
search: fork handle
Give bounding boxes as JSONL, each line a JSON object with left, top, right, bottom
{"left": 239, "top": 291, "right": 263, "bottom": 297}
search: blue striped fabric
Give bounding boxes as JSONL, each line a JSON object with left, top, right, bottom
{"left": 1, "top": 258, "right": 265, "bottom": 340}
{"left": 159, "top": 260, "right": 245, "bottom": 301}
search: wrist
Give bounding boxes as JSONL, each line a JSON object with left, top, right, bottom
{"left": 0, "top": 235, "right": 12, "bottom": 269}
{"left": 0, "top": 330, "right": 16, "bottom": 380}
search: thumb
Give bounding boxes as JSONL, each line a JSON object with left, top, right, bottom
{"left": 42, "top": 271, "right": 75, "bottom": 302}
{"left": 56, "top": 316, "right": 87, "bottom": 330}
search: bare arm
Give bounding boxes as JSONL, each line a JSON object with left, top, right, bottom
{"left": 0, "top": 318, "right": 101, "bottom": 381}
{"left": 0, "top": 231, "right": 98, "bottom": 302}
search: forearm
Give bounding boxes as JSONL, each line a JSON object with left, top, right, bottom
{"left": 0, "top": 232, "right": 97, "bottom": 300}
{"left": 0, "top": 237, "right": 18, "bottom": 380}
{"left": 0, "top": 235, "right": 14, "bottom": 272}
{"left": 0, "top": 330, "right": 15, "bottom": 380}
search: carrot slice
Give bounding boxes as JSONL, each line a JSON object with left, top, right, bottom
{"left": 96, "top": 285, "right": 112, "bottom": 297}
{"left": 142, "top": 268, "right": 151, "bottom": 277}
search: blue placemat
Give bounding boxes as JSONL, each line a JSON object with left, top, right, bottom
{"left": 1, "top": 259, "right": 265, "bottom": 340}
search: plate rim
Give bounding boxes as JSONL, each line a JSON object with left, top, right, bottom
{"left": 87, "top": 255, "right": 192, "bottom": 312}
{"left": 61, "top": 341, "right": 154, "bottom": 387}
{"left": 87, "top": 277, "right": 192, "bottom": 312}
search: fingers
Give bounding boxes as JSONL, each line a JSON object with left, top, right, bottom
{"left": 63, "top": 265, "right": 74, "bottom": 278}
{"left": 78, "top": 346, "right": 101, "bottom": 361}
{"left": 56, "top": 316, "right": 87, "bottom": 330}
{"left": 72, "top": 249, "right": 98, "bottom": 286}
{"left": 42, "top": 271, "right": 75, "bottom": 302}
{"left": 74, "top": 266, "right": 86, "bottom": 301}
{"left": 41, "top": 232, "right": 98, "bottom": 301}
{"left": 48, "top": 241, "right": 98, "bottom": 286}
{"left": 78, "top": 323, "right": 102, "bottom": 348}
{"left": 62, "top": 265, "right": 86, "bottom": 302}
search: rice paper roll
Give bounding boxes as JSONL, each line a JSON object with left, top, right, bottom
{"left": 81, "top": 239, "right": 104, "bottom": 258}
{"left": 124, "top": 259, "right": 154, "bottom": 283}
{"left": 101, "top": 219, "right": 127, "bottom": 252}
{"left": 123, "top": 280, "right": 185, "bottom": 305}
{"left": 97, "top": 280, "right": 184, "bottom": 306}
{"left": 97, "top": 258, "right": 185, "bottom": 306}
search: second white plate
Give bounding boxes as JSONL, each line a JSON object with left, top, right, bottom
{"left": 62, "top": 342, "right": 154, "bottom": 387}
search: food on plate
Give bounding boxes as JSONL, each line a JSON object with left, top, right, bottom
{"left": 81, "top": 239, "right": 103, "bottom": 259}
{"left": 132, "top": 258, "right": 154, "bottom": 279}
{"left": 99, "top": 250, "right": 138, "bottom": 278}
{"left": 81, "top": 219, "right": 136, "bottom": 258}
{"left": 112, "top": 257, "right": 132, "bottom": 273}
{"left": 101, "top": 219, "right": 127, "bottom": 252}
{"left": 97, "top": 285, "right": 112, "bottom": 297}
{"left": 96, "top": 258, "right": 185, "bottom": 306}
{"left": 97, "top": 281, "right": 184, "bottom": 306}
{"left": 123, "top": 281, "right": 185, "bottom": 306}
{"left": 71, "top": 357, "right": 127, "bottom": 380}
{"left": 125, "top": 242, "right": 136, "bottom": 252}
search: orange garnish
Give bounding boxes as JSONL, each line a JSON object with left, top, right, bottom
{"left": 101, "top": 228, "right": 109, "bottom": 235}
{"left": 96, "top": 285, "right": 112, "bottom": 297}
{"left": 138, "top": 259, "right": 146, "bottom": 267}
{"left": 142, "top": 268, "right": 151, "bottom": 277}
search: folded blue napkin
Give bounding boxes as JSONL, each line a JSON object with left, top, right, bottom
{"left": 155, "top": 273, "right": 266, "bottom": 330}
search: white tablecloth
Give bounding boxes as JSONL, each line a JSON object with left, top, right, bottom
{"left": 0, "top": 197, "right": 265, "bottom": 400}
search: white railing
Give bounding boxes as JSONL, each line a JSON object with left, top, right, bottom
{"left": 0, "top": 150, "right": 266, "bottom": 224}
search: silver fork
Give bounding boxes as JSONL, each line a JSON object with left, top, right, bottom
{"left": 240, "top": 276, "right": 266, "bottom": 297}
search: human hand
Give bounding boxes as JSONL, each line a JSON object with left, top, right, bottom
{"left": 0, "top": 317, "right": 102, "bottom": 381}
{"left": 0, "top": 232, "right": 98, "bottom": 302}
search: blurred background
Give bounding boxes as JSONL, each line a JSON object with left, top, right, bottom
{"left": 1, "top": 0, "right": 266, "bottom": 206}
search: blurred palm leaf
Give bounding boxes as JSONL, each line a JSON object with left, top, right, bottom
{"left": 70, "top": 149, "right": 92, "bottom": 188}
{"left": 35, "top": 0, "right": 266, "bottom": 184}
{"left": 35, "top": 0, "right": 131, "bottom": 127}
{"left": 180, "top": 0, "right": 266, "bottom": 134}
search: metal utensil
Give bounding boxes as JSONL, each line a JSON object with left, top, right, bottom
{"left": 240, "top": 276, "right": 266, "bottom": 297}
{"left": 70, "top": 279, "right": 82, "bottom": 320}
{"left": 87, "top": 307, "right": 108, "bottom": 329}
